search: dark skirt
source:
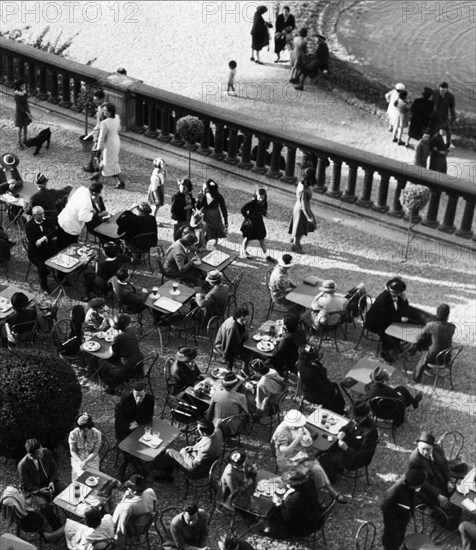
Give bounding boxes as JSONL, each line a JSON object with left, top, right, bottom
{"left": 240, "top": 216, "right": 266, "bottom": 240}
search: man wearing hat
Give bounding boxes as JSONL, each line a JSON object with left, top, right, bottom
{"left": 196, "top": 269, "right": 229, "bottom": 321}
{"left": 25, "top": 205, "right": 60, "bottom": 293}
{"left": 206, "top": 372, "right": 249, "bottom": 437}
{"left": 214, "top": 305, "right": 251, "bottom": 369}
{"left": 155, "top": 418, "right": 223, "bottom": 481}
{"left": 319, "top": 400, "right": 378, "bottom": 483}
{"left": 0, "top": 152, "right": 23, "bottom": 188}
{"left": 431, "top": 81, "right": 456, "bottom": 133}
{"left": 381, "top": 468, "right": 426, "bottom": 550}
{"left": 311, "top": 279, "right": 348, "bottom": 328}
{"left": 268, "top": 254, "right": 305, "bottom": 317}
{"left": 25, "top": 173, "right": 72, "bottom": 220}
{"left": 365, "top": 277, "right": 411, "bottom": 363}
{"left": 406, "top": 87, "right": 434, "bottom": 148}
{"left": 186, "top": 209, "right": 209, "bottom": 251}
{"left": 85, "top": 297, "right": 112, "bottom": 331}
{"left": 413, "top": 303, "right": 455, "bottom": 382}
{"left": 163, "top": 233, "right": 202, "bottom": 286}
{"left": 315, "top": 34, "right": 329, "bottom": 75}
{"left": 365, "top": 366, "right": 422, "bottom": 425}
{"left": 170, "top": 346, "right": 203, "bottom": 396}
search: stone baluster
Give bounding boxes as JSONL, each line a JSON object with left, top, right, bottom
{"left": 422, "top": 190, "right": 441, "bottom": 228}
{"left": 48, "top": 70, "right": 60, "bottom": 104}
{"left": 198, "top": 119, "right": 212, "bottom": 154}
{"left": 342, "top": 163, "right": 358, "bottom": 202}
{"left": 133, "top": 96, "right": 145, "bottom": 133}
{"left": 456, "top": 199, "right": 475, "bottom": 238}
{"left": 5, "top": 53, "right": 15, "bottom": 87}
{"left": 224, "top": 127, "right": 239, "bottom": 164}
{"left": 282, "top": 146, "right": 297, "bottom": 184}
{"left": 357, "top": 168, "right": 374, "bottom": 207}
{"left": 390, "top": 178, "right": 406, "bottom": 217}
{"left": 237, "top": 132, "right": 253, "bottom": 170}
{"left": 211, "top": 123, "right": 226, "bottom": 160}
{"left": 372, "top": 172, "right": 390, "bottom": 212}
{"left": 267, "top": 142, "right": 283, "bottom": 178}
{"left": 37, "top": 66, "right": 48, "bottom": 100}
{"left": 326, "top": 159, "right": 343, "bottom": 198}
{"left": 315, "top": 155, "right": 328, "bottom": 193}
{"left": 145, "top": 103, "right": 158, "bottom": 137}
{"left": 158, "top": 107, "right": 172, "bottom": 142}
{"left": 251, "top": 137, "right": 267, "bottom": 174}
{"left": 439, "top": 194, "right": 458, "bottom": 233}
{"left": 27, "top": 62, "right": 37, "bottom": 95}
{"left": 59, "top": 73, "right": 72, "bottom": 108}
{"left": 71, "top": 79, "right": 81, "bottom": 111}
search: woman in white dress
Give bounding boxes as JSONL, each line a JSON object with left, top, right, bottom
{"left": 385, "top": 82, "right": 406, "bottom": 132}
{"left": 97, "top": 102, "right": 125, "bottom": 189}
{"left": 68, "top": 413, "right": 102, "bottom": 481}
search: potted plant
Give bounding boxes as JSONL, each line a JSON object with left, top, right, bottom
{"left": 176, "top": 115, "right": 204, "bottom": 178}
{"left": 77, "top": 81, "right": 99, "bottom": 152}
{"left": 400, "top": 183, "right": 430, "bottom": 261}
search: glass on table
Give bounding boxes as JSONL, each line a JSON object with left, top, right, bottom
{"left": 152, "top": 431, "right": 160, "bottom": 439}
{"left": 144, "top": 426, "right": 151, "bottom": 437}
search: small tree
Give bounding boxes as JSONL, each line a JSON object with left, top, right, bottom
{"left": 176, "top": 115, "right": 204, "bottom": 178}
{"left": 77, "top": 81, "right": 100, "bottom": 136}
{"left": 400, "top": 183, "right": 430, "bottom": 261}
{"left": 0, "top": 349, "right": 82, "bottom": 459}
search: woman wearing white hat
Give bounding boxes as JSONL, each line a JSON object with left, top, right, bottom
{"left": 385, "top": 83, "right": 406, "bottom": 132}
{"left": 68, "top": 413, "right": 102, "bottom": 481}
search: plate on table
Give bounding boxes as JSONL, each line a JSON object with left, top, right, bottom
{"left": 274, "top": 486, "right": 286, "bottom": 496}
{"left": 77, "top": 247, "right": 89, "bottom": 255}
{"left": 211, "top": 367, "right": 228, "bottom": 379}
{"left": 261, "top": 335, "right": 271, "bottom": 341}
{"left": 85, "top": 495, "right": 101, "bottom": 506}
{"left": 0, "top": 299, "right": 12, "bottom": 313}
{"left": 256, "top": 480, "right": 269, "bottom": 492}
{"left": 252, "top": 334, "right": 262, "bottom": 342}
{"left": 96, "top": 331, "right": 106, "bottom": 339}
{"left": 104, "top": 335, "right": 114, "bottom": 343}
{"left": 257, "top": 341, "right": 274, "bottom": 352}
{"left": 83, "top": 341, "right": 101, "bottom": 352}
{"left": 85, "top": 476, "right": 99, "bottom": 487}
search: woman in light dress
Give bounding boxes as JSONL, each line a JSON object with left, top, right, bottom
{"left": 392, "top": 90, "right": 411, "bottom": 145}
{"left": 385, "top": 82, "right": 405, "bottom": 132}
{"left": 289, "top": 28, "right": 308, "bottom": 84}
{"left": 288, "top": 167, "right": 316, "bottom": 254}
{"left": 68, "top": 413, "right": 102, "bottom": 481}
{"left": 97, "top": 102, "right": 125, "bottom": 189}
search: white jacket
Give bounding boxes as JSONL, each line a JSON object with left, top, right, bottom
{"left": 58, "top": 186, "right": 94, "bottom": 236}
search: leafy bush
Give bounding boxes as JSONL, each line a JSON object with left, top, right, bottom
{"left": 0, "top": 349, "right": 82, "bottom": 459}
{"left": 176, "top": 116, "right": 204, "bottom": 177}
{"left": 400, "top": 183, "right": 431, "bottom": 213}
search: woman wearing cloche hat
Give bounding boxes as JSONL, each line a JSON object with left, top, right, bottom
{"left": 219, "top": 449, "right": 257, "bottom": 508}
{"left": 68, "top": 412, "right": 102, "bottom": 480}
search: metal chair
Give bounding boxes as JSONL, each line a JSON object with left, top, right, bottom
{"left": 343, "top": 283, "right": 366, "bottom": 339}
{"left": 208, "top": 456, "right": 232, "bottom": 523}
{"left": 310, "top": 311, "right": 346, "bottom": 353}
{"left": 238, "top": 300, "right": 255, "bottom": 329}
{"left": 261, "top": 388, "right": 288, "bottom": 441}
{"left": 355, "top": 521, "right": 377, "bottom": 549}
{"left": 156, "top": 244, "right": 168, "bottom": 285}
{"left": 0, "top": 494, "right": 47, "bottom": 549}
{"left": 111, "top": 275, "right": 145, "bottom": 335}
{"left": 6, "top": 320, "right": 38, "bottom": 348}
{"left": 354, "top": 294, "right": 381, "bottom": 353}
{"left": 165, "top": 307, "right": 201, "bottom": 346}
{"left": 218, "top": 413, "right": 253, "bottom": 452}
{"left": 130, "top": 232, "right": 156, "bottom": 274}
{"left": 369, "top": 396, "right": 406, "bottom": 444}
{"left": 132, "top": 353, "right": 159, "bottom": 397}
{"left": 423, "top": 345, "right": 463, "bottom": 391}
{"left": 124, "top": 511, "right": 157, "bottom": 550}
{"left": 155, "top": 506, "right": 181, "bottom": 545}
{"left": 167, "top": 395, "right": 200, "bottom": 445}
{"left": 160, "top": 357, "right": 176, "bottom": 419}
{"left": 437, "top": 430, "right": 467, "bottom": 480}
{"left": 206, "top": 315, "right": 225, "bottom": 372}
{"left": 403, "top": 504, "right": 448, "bottom": 549}
{"left": 227, "top": 271, "right": 244, "bottom": 315}
{"left": 265, "top": 267, "right": 288, "bottom": 319}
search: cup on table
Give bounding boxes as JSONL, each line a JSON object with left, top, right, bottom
{"left": 322, "top": 412, "right": 328, "bottom": 424}
{"left": 152, "top": 286, "right": 159, "bottom": 295}
{"left": 153, "top": 431, "right": 160, "bottom": 439}
{"left": 172, "top": 282, "right": 179, "bottom": 292}
{"left": 74, "top": 483, "right": 81, "bottom": 499}
{"left": 144, "top": 426, "right": 151, "bottom": 437}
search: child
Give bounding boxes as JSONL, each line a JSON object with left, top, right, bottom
{"left": 148, "top": 158, "right": 166, "bottom": 224}
{"left": 85, "top": 297, "right": 112, "bottom": 332}
{"left": 227, "top": 60, "right": 237, "bottom": 95}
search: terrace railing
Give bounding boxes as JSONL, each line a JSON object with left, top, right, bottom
{"left": 1, "top": 37, "right": 475, "bottom": 239}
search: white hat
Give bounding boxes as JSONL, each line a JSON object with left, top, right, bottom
{"left": 395, "top": 83, "right": 406, "bottom": 91}
{"left": 284, "top": 409, "right": 307, "bottom": 427}
{"left": 278, "top": 254, "right": 296, "bottom": 268}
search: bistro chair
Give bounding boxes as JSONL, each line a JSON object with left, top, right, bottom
{"left": 369, "top": 396, "right": 406, "bottom": 444}
{"left": 129, "top": 232, "right": 156, "bottom": 274}
{"left": 6, "top": 320, "right": 38, "bottom": 349}
{"left": 208, "top": 456, "right": 232, "bottom": 523}
{"left": 155, "top": 507, "right": 181, "bottom": 545}
{"left": 124, "top": 510, "right": 157, "bottom": 550}
{"left": 238, "top": 300, "right": 255, "bottom": 329}
{"left": 131, "top": 353, "right": 159, "bottom": 397}
{"left": 265, "top": 267, "right": 288, "bottom": 320}
{"left": 437, "top": 430, "right": 468, "bottom": 480}
{"left": 165, "top": 307, "right": 201, "bottom": 347}
{"left": 227, "top": 271, "right": 244, "bottom": 315}
{"left": 309, "top": 311, "right": 345, "bottom": 353}
{"left": 160, "top": 358, "right": 176, "bottom": 419}
{"left": 354, "top": 294, "right": 381, "bottom": 353}
{"left": 0, "top": 492, "right": 47, "bottom": 550}
{"left": 403, "top": 504, "right": 447, "bottom": 549}
{"left": 51, "top": 319, "right": 83, "bottom": 364}
{"left": 218, "top": 413, "right": 253, "bottom": 452}
{"left": 355, "top": 520, "right": 376, "bottom": 549}
{"left": 21, "top": 236, "right": 38, "bottom": 283}
{"left": 156, "top": 244, "right": 168, "bottom": 285}
{"left": 167, "top": 395, "right": 200, "bottom": 445}
{"left": 261, "top": 388, "right": 288, "bottom": 441}
{"left": 343, "top": 283, "right": 367, "bottom": 339}
{"left": 110, "top": 275, "right": 145, "bottom": 336}
{"left": 422, "top": 345, "right": 463, "bottom": 391}
{"left": 206, "top": 315, "right": 225, "bottom": 373}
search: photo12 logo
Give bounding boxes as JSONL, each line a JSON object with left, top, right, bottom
{"left": 0, "top": 2, "right": 140, "bottom": 24}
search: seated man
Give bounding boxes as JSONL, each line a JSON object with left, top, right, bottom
{"left": 251, "top": 359, "right": 286, "bottom": 420}
{"left": 84, "top": 182, "right": 109, "bottom": 233}
{"left": 220, "top": 450, "right": 257, "bottom": 509}
{"left": 117, "top": 202, "right": 158, "bottom": 252}
{"left": 365, "top": 366, "right": 422, "bottom": 426}
{"left": 17, "top": 438, "right": 66, "bottom": 530}
{"left": 365, "top": 277, "right": 411, "bottom": 363}
{"left": 219, "top": 534, "right": 256, "bottom": 550}
{"left": 413, "top": 303, "right": 456, "bottom": 382}
{"left": 99, "top": 314, "right": 144, "bottom": 394}
{"left": 408, "top": 431, "right": 461, "bottom": 525}
{"left": 459, "top": 520, "right": 476, "bottom": 550}
{"left": 155, "top": 419, "right": 223, "bottom": 481}
{"left": 214, "top": 305, "right": 250, "bottom": 369}
{"left": 24, "top": 172, "right": 72, "bottom": 220}
{"left": 310, "top": 279, "right": 348, "bottom": 328}
{"left": 195, "top": 269, "right": 229, "bottom": 322}
{"left": 113, "top": 267, "right": 148, "bottom": 313}
{"left": 4, "top": 292, "right": 37, "bottom": 345}
{"left": 268, "top": 254, "right": 305, "bottom": 317}
{"left": 25, "top": 205, "right": 60, "bottom": 293}
{"left": 206, "top": 373, "right": 249, "bottom": 436}
{"left": 381, "top": 469, "right": 426, "bottom": 550}
{"left": 266, "top": 316, "right": 307, "bottom": 376}
{"left": 90, "top": 241, "right": 131, "bottom": 298}
{"left": 319, "top": 401, "right": 379, "bottom": 483}
{"left": 297, "top": 346, "right": 345, "bottom": 414}
{"left": 115, "top": 381, "right": 154, "bottom": 479}
{"left": 162, "top": 233, "right": 202, "bottom": 285}
{"left": 261, "top": 470, "right": 322, "bottom": 538}
{"left": 85, "top": 297, "right": 112, "bottom": 332}
{"left": 163, "top": 503, "right": 209, "bottom": 550}
{"left": 170, "top": 346, "right": 203, "bottom": 395}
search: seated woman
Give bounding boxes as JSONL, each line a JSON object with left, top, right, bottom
{"left": 60, "top": 305, "right": 86, "bottom": 357}
{"left": 4, "top": 292, "right": 37, "bottom": 345}
{"left": 220, "top": 450, "right": 257, "bottom": 509}
{"left": 261, "top": 470, "right": 322, "bottom": 538}
{"left": 85, "top": 297, "right": 112, "bottom": 332}
{"left": 68, "top": 413, "right": 102, "bottom": 481}
{"left": 99, "top": 314, "right": 144, "bottom": 394}
{"left": 112, "top": 474, "right": 157, "bottom": 540}
{"left": 250, "top": 359, "right": 286, "bottom": 420}
{"left": 266, "top": 316, "right": 307, "bottom": 376}
{"left": 43, "top": 505, "right": 114, "bottom": 549}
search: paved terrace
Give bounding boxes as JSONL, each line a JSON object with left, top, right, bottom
{"left": 0, "top": 96, "right": 475, "bottom": 549}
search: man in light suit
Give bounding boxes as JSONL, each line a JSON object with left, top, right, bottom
{"left": 195, "top": 269, "right": 229, "bottom": 321}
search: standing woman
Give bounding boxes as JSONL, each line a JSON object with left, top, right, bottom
{"left": 385, "top": 83, "right": 405, "bottom": 132}
{"left": 429, "top": 125, "right": 451, "bottom": 174}
{"left": 288, "top": 167, "right": 316, "bottom": 254}
{"left": 14, "top": 79, "right": 32, "bottom": 149}
{"left": 289, "top": 28, "right": 308, "bottom": 84}
{"left": 240, "top": 188, "right": 272, "bottom": 261}
{"left": 96, "top": 102, "right": 126, "bottom": 189}
{"left": 171, "top": 178, "right": 195, "bottom": 240}
{"left": 392, "top": 90, "right": 411, "bottom": 145}
{"left": 406, "top": 87, "right": 434, "bottom": 147}
{"left": 197, "top": 179, "right": 228, "bottom": 245}
{"left": 274, "top": 6, "right": 296, "bottom": 62}
{"left": 250, "top": 5, "right": 272, "bottom": 64}
{"left": 68, "top": 413, "right": 102, "bottom": 481}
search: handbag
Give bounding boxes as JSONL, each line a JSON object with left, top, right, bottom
{"left": 240, "top": 218, "right": 253, "bottom": 237}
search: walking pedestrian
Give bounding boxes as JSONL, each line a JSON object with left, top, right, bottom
{"left": 240, "top": 188, "right": 273, "bottom": 261}
{"left": 14, "top": 79, "right": 32, "bottom": 149}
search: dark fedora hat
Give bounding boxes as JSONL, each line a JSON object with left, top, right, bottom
{"left": 416, "top": 431, "right": 435, "bottom": 446}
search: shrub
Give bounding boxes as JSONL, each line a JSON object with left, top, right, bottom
{"left": 0, "top": 349, "right": 82, "bottom": 459}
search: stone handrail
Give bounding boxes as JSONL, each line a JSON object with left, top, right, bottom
{"left": 1, "top": 37, "right": 474, "bottom": 239}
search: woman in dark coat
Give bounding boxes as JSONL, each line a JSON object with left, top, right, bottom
{"left": 240, "top": 188, "right": 272, "bottom": 260}
{"left": 196, "top": 179, "right": 228, "bottom": 243}
{"left": 14, "top": 79, "right": 32, "bottom": 149}
{"left": 274, "top": 6, "right": 295, "bottom": 62}
{"left": 429, "top": 126, "right": 451, "bottom": 173}
{"left": 406, "top": 87, "right": 434, "bottom": 147}
{"left": 170, "top": 178, "right": 195, "bottom": 240}
{"left": 250, "top": 5, "right": 272, "bottom": 64}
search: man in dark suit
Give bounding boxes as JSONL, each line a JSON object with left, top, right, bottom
{"left": 195, "top": 269, "right": 229, "bottom": 321}
{"left": 17, "top": 438, "right": 66, "bottom": 529}
{"left": 115, "top": 381, "right": 154, "bottom": 480}
{"left": 24, "top": 173, "right": 72, "bottom": 220}
{"left": 319, "top": 401, "right": 379, "bottom": 483}
{"left": 113, "top": 267, "right": 148, "bottom": 313}
{"left": 25, "top": 206, "right": 59, "bottom": 293}
{"left": 116, "top": 203, "right": 158, "bottom": 252}
{"left": 365, "top": 277, "right": 410, "bottom": 363}
{"left": 162, "top": 233, "right": 202, "bottom": 285}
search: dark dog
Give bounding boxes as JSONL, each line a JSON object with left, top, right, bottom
{"left": 25, "top": 127, "right": 51, "bottom": 155}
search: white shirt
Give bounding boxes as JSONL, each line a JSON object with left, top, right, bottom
{"left": 58, "top": 186, "right": 94, "bottom": 236}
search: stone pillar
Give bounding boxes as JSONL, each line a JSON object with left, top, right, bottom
{"left": 5, "top": 54, "right": 15, "bottom": 87}
{"left": 357, "top": 168, "right": 374, "bottom": 207}
{"left": 456, "top": 199, "right": 475, "bottom": 238}
{"left": 282, "top": 146, "right": 297, "bottom": 184}
{"left": 171, "top": 112, "right": 185, "bottom": 146}
{"left": 237, "top": 132, "right": 253, "bottom": 170}
{"left": 59, "top": 73, "right": 72, "bottom": 108}
{"left": 422, "top": 190, "right": 441, "bottom": 228}
{"left": 133, "top": 96, "right": 145, "bottom": 133}
{"left": 71, "top": 79, "right": 82, "bottom": 111}
{"left": 37, "top": 66, "right": 48, "bottom": 100}
{"left": 211, "top": 123, "right": 226, "bottom": 160}
{"left": 251, "top": 138, "right": 268, "bottom": 174}
{"left": 267, "top": 142, "right": 283, "bottom": 178}
{"left": 158, "top": 107, "right": 172, "bottom": 142}
{"left": 198, "top": 119, "right": 212, "bottom": 154}
{"left": 224, "top": 128, "right": 239, "bottom": 164}
{"left": 372, "top": 172, "right": 390, "bottom": 212}
{"left": 27, "top": 62, "right": 37, "bottom": 95}
{"left": 315, "top": 155, "right": 328, "bottom": 194}
{"left": 145, "top": 103, "right": 158, "bottom": 137}
{"left": 438, "top": 194, "right": 458, "bottom": 233}
{"left": 390, "top": 178, "right": 406, "bottom": 217}
{"left": 326, "top": 159, "right": 343, "bottom": 198}
{"left": 47, "top": 70, "right": 60, "bottom": 104}
{"left": 342, "top": 163, "right": 358, "bottom": 203}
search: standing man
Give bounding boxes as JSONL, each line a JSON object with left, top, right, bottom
{"left": 25, "top": 173, "right": 72, "bottom": 220}
{"left": 82, "top": 89, "right": 106, "bottom": 176}
{"left": 315, "top": 34, "right": 330, "bottom": 75}
{"left": 25, "top": 206, "right": 59, "bottom": 293}
{"left": 431, "top": 81, "right": 456, "bottom": 134}
{"left": 381, "top": 469, "right": 426, "bottom": 550}
{"left": 115, "top": 381, "right": 154, "bottom": 479}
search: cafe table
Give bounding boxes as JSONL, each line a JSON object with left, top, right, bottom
{"left": 242, "top": 320, "right": 284, "bottom": 359}
{"left": 80, "top": 331, "right": 114, "bottom": 361}
{"left": 93, "top": 213, "right": 124, "bottom": 241}
{"left": 232, "top": 469, "right": 281, "bottom": 520}
{"left": 451, "top": 468, "right": 476, "bottom": 516}
{"left": 145, "top": 280, "right": 196, "bottom": 315}
{"left": 305, "top": 407, "right": 350, "bottom": 452}
{"left": 385, "top": 322, "right": 425, "bottom": 344}
{"left": 196, "top": 248, "right": 238, "bottom": 281}
{"left": 54, "top": 468, "right": 119, "bottom": 519}
{"left": 286, "top": 280, "right": 322, "bottom": 309}
{"left": 45, "top": 243, "right": 97, "bottom": 294}
{"left": 0, "top": 179, "right": 37, "bottom": 229}
{"left": 342, "top": 358, "right": 396, "bottom": 397}
{"left": 118, "top": 418, "right": 180, "bottom": 463}
{"left": 0, "top": 285, "right": 35, "bottom": 320}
